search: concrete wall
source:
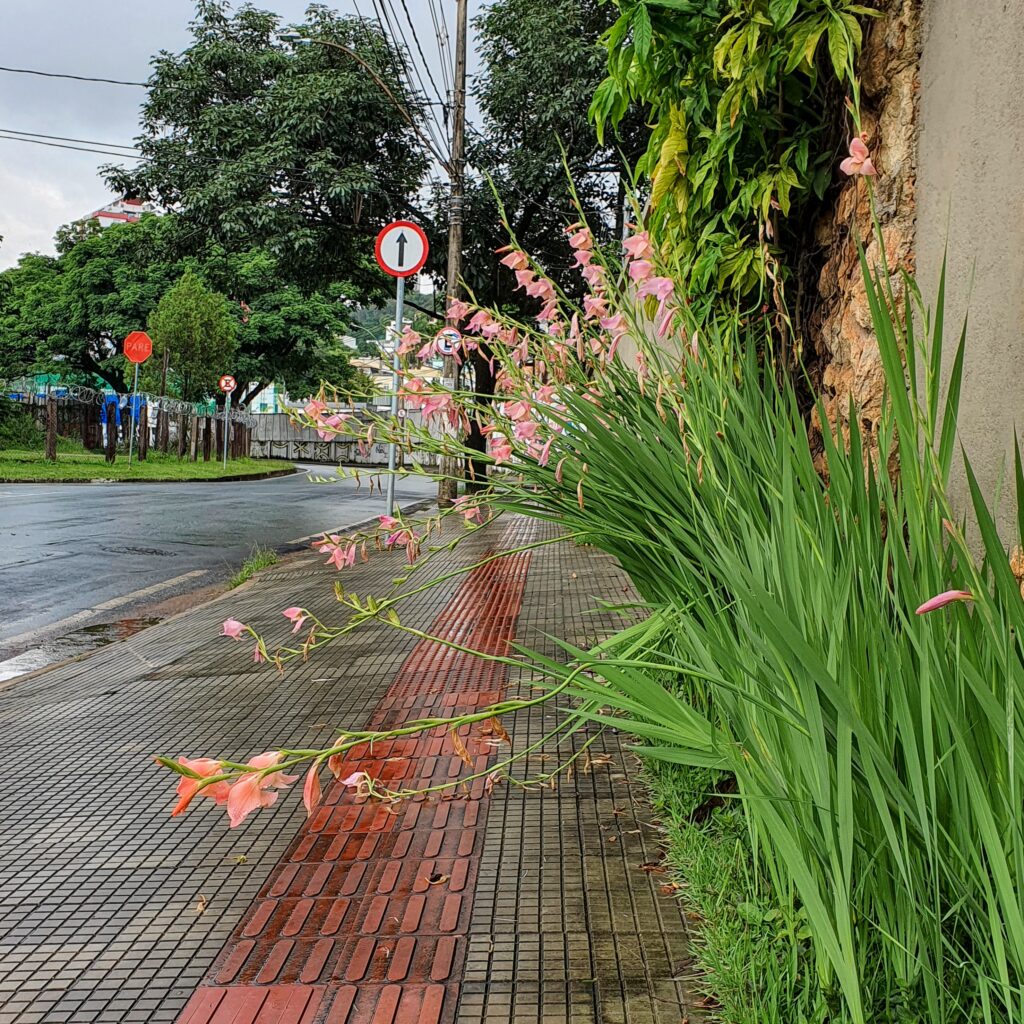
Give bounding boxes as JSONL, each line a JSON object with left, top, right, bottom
{"left": 916, "top": 0, "right": 1024, "bottom": 539}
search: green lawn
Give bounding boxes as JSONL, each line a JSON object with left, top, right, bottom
{"left": 0, "top": 449, "right": 295, "bottom": 482}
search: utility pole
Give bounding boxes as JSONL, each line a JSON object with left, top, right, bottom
{"left": 438, "top": 0, "right": 468, "bottom": 508}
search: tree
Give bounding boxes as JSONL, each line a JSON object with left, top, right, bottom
{"left": 0, "top": 254, "right": 60, "bottom": 379}
{"left": 105, "top": 1, "right": 429, "bottom": 297}
{"left": 147, "top": 271, "right": 237, "bottom": 402}
{"left": 427, "top": 0, "right": 647, "bottom": 313}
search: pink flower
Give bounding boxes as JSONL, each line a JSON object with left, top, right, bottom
{"left": 915, "top": 590, "right": 974, "bottom": 615}
{"left": 302, "top": 763, "right": 322, "bottom": 816}
{"left": 504, "top": 399, "right": 532, "bottom": 422}
{"left": 397, "top": 328, "right": 421, "bottom": 355}
{"left": 221, "top": 618, "right": 245, "bottom": 640}
{"left": 339, "top": 771, "right": 371, "bottom": 798}
{"left": 600, "top": 313, "right": 628, "bottom": 337}
{"left": 583, "top": 294, "right": 609, "bottom": 321}
{"left": 514, "top": 419, "right": 540, "bottom": 441}
{"left": 574, "top": 249, "right": 593, "bottom": 267}
{"left": 304, "top": 400, "right": 327, "bottom": 419}
{"left": 466, "top": 310, "right": 493, "bottom": 334}
{"left": 446, "top": 298, "right": 471, "bottom": 322}
{"left": 171, "top": 757, "right": 230, "bottom": 817}
{"left": 568, "top": 227, "right": 593, "bottom": 251}
{"left": 283, "top": 606, "right": 307, "bottom": 633}
{"left": 452, "top": 495, "right": 482, "bottom": 522}
{"left": 581, "top": 264, "right": 605, "bottom": 289}
{"left": 638, "top": 276, "right": 675, "bottom": 325}
{"left": 379, "top": 514, "right": 400, "bottom": 531}
{"left": 499, "top": 249, "right": 530, "bottom": 271}
{"left": 536, "top": 436, "right": 554, "bottom": 467}
{"left": 490, "top": 436, "right": 514, "bottom": 464}
{"left": 514, "top": 268, "right": 536, "bottom": 291}
{"left": 226, "top": 752, "right": 298, "bottom": 828}
{"left": 316, "top": 413, "right": 348, "bottom": 440}
{"left": 840, "top": 136, "right": 876, "bottom": 177}
{"left": 623, "top": 231, "right": 653, "bottom": 261}
{"left": 325, "top": 543, "right": 356, "bottom": 570}
{"left": 628, "top": 259, "right": 654, "bottom": 283}
{"left": 253, "top": 643, "right": 265, "bottom": 663}
{"left": 525, "top": 277, "right": 555, "bottom": 303}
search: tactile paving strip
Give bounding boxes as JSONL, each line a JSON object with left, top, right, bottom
{"left": 175, "top": 520, "right": 538, "bottom": 1024}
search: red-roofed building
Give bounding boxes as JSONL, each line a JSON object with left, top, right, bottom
{"left": 81, "top": 196, "right": 159, "bottom": 227}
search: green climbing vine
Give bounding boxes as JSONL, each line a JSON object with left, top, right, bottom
{"left": 591, "top": 0, "right": 877, "bottom": 315}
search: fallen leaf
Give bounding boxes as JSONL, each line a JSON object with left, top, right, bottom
{"left": 426, "top": 873, "right": 450, "bottom": 886}
{"left": 233, "top": 855, "right": 248, "bottom": 865}
{"left": 196, "top": 895, "right": 208, "bottom": 915}
{"left": 639, "top": 862, "right": 667, "bottom": 874}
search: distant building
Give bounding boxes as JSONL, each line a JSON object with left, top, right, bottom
{"left": 80, "top": 196, "right": 159, "bottom": 228}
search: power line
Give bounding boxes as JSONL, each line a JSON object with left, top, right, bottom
{"left": 0, "top": 127, "right": 139, "bottom": 152}
{"left": 396, "top": 0, "right": 448, "bottom": 114}
{"left": 426, "top": 0, "right": 454, "bottom": 97}
{"left": 0, "top": 64, "right": 146, "bottom": 87}
{"left": 0, "top": 133, "right": 143, "bottom": 159}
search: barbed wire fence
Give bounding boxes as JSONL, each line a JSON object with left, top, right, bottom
{"left": 1, "top": 376, "right": 258, "bottom": 464}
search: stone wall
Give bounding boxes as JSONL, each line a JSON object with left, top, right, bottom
{"left": 809, "top": 0, "right": 921, "bottom": 455}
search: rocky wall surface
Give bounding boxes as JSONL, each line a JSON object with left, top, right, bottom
{"left": 809, "top": 0, "right": 921, "bottom": 456}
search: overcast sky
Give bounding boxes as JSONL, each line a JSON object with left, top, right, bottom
{"left": 0, "top": 0, "right": 481, "bottom": 269}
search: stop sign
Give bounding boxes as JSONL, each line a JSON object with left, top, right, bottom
{"left": 124, "top": 331, "right": 153, "bottom": 364}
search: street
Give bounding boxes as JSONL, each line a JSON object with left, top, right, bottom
{"left": 0, "top": 467, "right": 435, "bottom": 664}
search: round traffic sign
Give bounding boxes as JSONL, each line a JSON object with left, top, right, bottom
{"left": 375, "top": 220, "right": 428, "bottom": 278}
{"left": 218, "top": 374, "right": 237, "bottom": 393}
{"left": 435, "top": 327, "right": 462, "bottom": 356}
{"left": 123, "top": 331, "right": 153, "bottom": 364}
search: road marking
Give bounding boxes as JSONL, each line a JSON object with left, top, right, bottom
{"left": 0, "top": 570, "right": 210, "bottom": 649}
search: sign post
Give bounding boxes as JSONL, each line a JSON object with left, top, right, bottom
{"left": 218, "top": 374, "right": 237, "bottom": 468}
{"left": 374, "top": 221, "right": 429, "bottom": 516}
{"left": 123, "top": 331, "right": 153, "bottom": 468}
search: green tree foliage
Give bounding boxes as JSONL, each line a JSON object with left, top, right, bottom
{"left": 105, "top": 0, "right": 429, "bottom": 296}
{"left": 0, "top": 254, "right": 60, "bottom": 379}
{"left": 429, "top": 0, "right": 647, "bottom": 311}
{"left": 147, "top": 271, "right": 237, "bottom": 402}
{"left": 591, "top": 0, "right": 876, "bottom": 316}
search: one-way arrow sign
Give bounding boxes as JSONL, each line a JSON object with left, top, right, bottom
{"left": 375, "top": 221, "right": 428, "bottom": 278}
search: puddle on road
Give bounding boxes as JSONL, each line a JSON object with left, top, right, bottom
{"left": 0, "top": 617, "right": 161, "bottom": 684}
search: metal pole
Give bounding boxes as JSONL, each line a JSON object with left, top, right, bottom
{"left": 386, "top": 275, "right": 404, "bottom": 516}
{"left": 222, "top": 390, "right": 232, "bottom": 468}
{"left": 437, "top": 0, "right": 468, "bottom": 509}
{"left": 127, "top": 362, "right": 140, "bottom": 468}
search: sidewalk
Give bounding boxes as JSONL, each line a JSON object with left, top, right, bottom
{"left": 0, "top": 516, "right": 699, "bottom": 1024}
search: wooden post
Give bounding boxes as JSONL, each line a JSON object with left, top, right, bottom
{"left": 188, "top": 415, "right": 198, "bottom": 461}
{"left": 138, "top": 403, "right": 149, "bottom": 461}
{"left": 104, "top": 403, "right": 117, "bottom": 464}
{"left": 203, "top": 417, "right": 213, "bottom": 461}
{"left": 45, "top": 396, "right": 58, "bottom": 462}
{"left": 158, "top": 407, "right": 170, "bottom": 454}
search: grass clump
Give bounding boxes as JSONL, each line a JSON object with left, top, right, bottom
{"left": 0, "top": 451, "right": 294, "bottom": 482}
{"left": 228, "top": 546, "right": 279, "bottom": 589}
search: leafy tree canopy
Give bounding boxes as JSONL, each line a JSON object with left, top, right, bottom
{"left": 105, "top": 0, "right": 430, "bottom": 296}
{"left": 146, "top": 270, "right": 237, "bottom": 402}
{"left": 428, "top": 0, "right": 647, "bottom": 312}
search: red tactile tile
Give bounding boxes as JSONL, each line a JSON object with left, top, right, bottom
{"left": 175, "top": 529, "right": 533, "bottom": 1024}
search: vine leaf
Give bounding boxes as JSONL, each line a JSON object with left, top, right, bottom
{"left": 632, "top": 5, "right": 653, "bottom": 65}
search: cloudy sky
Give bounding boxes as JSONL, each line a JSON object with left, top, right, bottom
{"left": 0, "top": 0, "right": 481, "bottom": 269}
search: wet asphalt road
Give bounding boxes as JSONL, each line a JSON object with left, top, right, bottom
{"left": 0, "top": 467, "right": 435, "bottom": 658}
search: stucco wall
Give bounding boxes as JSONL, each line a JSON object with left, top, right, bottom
{"left": 916, "top": 0, "right": 1024, "bottom": 539}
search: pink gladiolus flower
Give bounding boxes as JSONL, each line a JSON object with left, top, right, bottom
{"left": 316, "top": 413, "right": 348, "bottom": 440}
{"left": 379, "top": 514, "right": 400, "bottom": 531}
{"left": 466, "top": 310, "right": 493, "bottom": 334}
{"left": 221, "top": 618, "right": 245, "bottom": 640}
{"left": 639, "top": 276, "right": 675, "bottom": 326}
{"left": 302, "top": 764, "right": 322, "bottom": 816}
{"left": 581, "top": 264, "right": 605, "bottom": 289}
{"left": 490, "top": 437, "right": 514, "bottom": 464}
{"left": 226, "top": 752, "right": 298, "bottom": 828}
{"left": 514, "top": 268, "right": 536, "bottom": 291}
{"left": 447, "top": 298, "right": 471, "bottom": 322}
{"left": 325, "top": 543, "right": 356, "bottom": 570}
{"left": 304, "top": 400, "right": 327, "bottom": 419}
{"left": 397, "top": 328, "right": 421, "bottom": 355}
{"left": 915, "top": 590, "right": 974, "bottom": 615}
{"left": 623, "top": 231, "right": 653, "bottom": 261}
{"left": 283, "top": 607, "right": 307, "bottom": 633}
{"left": 628, "top": 259, "right": 654, "bottom": 283}
{"left": 536, "top": 436, "right": 554, "bottom": 467}
{"left": 568, "top": 227, "right": 593, "bottom": 250}
{"left": 481, "top": 320, "right": 504, "bottom": 338}
{"left": 171, "top": 757, "right": 230, "bottom": 817}
{"left": 583, "top": 294, "right": 609, "bottom": 321}
{"left": 453, "top": 495, "right": 482, "bottom": 522}
{"left": 526, "top": 277, "right": 555, "bottom": 303}
{"left": 499, "top": 249, "right": 530, "bottom": 271}
{"left": 504, "top": 399, "right": 532, "bottom": 421}
{"left": 339, "top": 771, "right": 371, "bottom": 798}
{"left": 252, "top": 643, "right": 265, "bottom": 663}
{"left": 574, "top": 248, "right": 593, "bottom": 267}
{"left": 840, "top": 136, "right": 876, "bottom": 177}
{"left": 514, "top": 419, "right": 540, "bottom": 441}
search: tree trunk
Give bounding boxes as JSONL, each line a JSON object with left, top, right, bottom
{"left": 138, "top": 404, "right": 149, "bottom": 461}
{"left": 45, "top": 397, "right": 58, "bottom": 462}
